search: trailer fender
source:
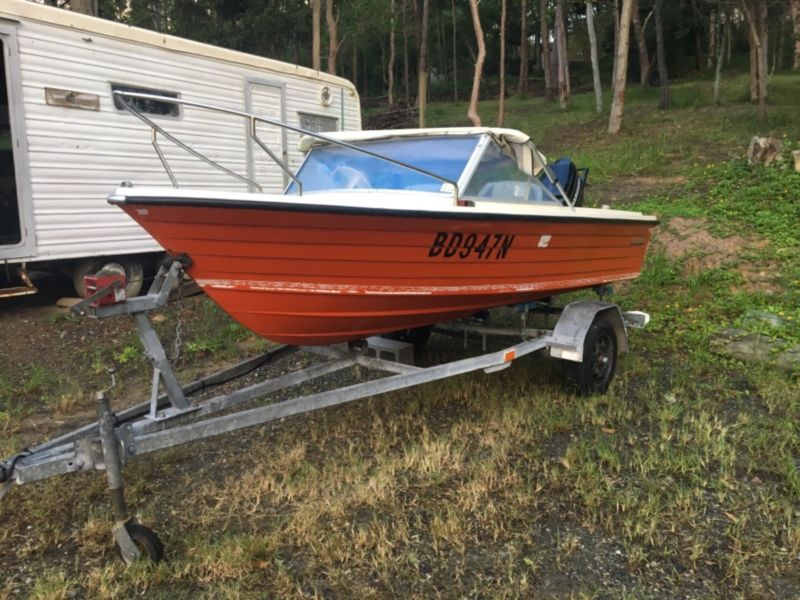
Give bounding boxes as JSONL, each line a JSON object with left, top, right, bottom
{"left": 547, "top": 300, "right": 628, "bottom": 363}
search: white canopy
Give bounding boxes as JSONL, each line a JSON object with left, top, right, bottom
{"left": 297, "top": 127, "right": 532, "bottom": 152}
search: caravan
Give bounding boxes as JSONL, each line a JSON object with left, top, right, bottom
{"left": 0, "top": 0, "right": 361, "bottom": 297}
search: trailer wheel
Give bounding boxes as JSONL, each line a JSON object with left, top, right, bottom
{"left": 72, "top": 258, "right": 145, "bottom": 298}
{"left": 124, "top": 523, "right": 164, "bottom": 564}
{"left": 564, "top": 317, "right": 618, "bottom": 396}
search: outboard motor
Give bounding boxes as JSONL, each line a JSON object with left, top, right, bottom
{"left": 539, "top": 157, "right": 589, "bottom": 207}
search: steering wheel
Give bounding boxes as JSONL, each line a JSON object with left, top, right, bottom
{"left": 331, "top": 165, "right": 372, "bottom": 189}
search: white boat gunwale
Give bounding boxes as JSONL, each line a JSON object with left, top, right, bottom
{"left": 110, "top": 188, "right": 659, "bottom": 225}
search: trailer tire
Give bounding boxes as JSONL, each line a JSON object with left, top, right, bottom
{"left": 125, "top": 523, "right": 164, "bottom": 564}
{"left": 564, "top": 316, "right": 618, "bottom": 396}
{"left": 72, "top": 258, "right": 145, "bottom": 298}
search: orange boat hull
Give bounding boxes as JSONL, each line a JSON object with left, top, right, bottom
{"left": 118, "top": 199, "right": 655, "bottom": 345}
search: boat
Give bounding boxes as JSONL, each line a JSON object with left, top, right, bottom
{"left": 109, "top": 124, "right": 658, "bottom": 346}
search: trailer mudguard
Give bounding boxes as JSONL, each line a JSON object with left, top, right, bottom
{"left": 547, "top": 300, "right": 628, "bottom": 363}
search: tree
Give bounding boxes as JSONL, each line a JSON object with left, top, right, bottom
{"left": 741, "top": 0, "right": 769, "bottom": 121}
{"left": 312, "top": 0, "right": 322, "bottom": 71}
{"left": 791, "top": 0, "right": 800, "bottom": 68}
{"left": 555, "top": 0, "right": 570, "bottom": 109}
{"left": 403, "top": 0, "right": 411, "bottom": 104}
{"left": 631, "top": 0, "right": 650, "bottom": 86}
{"left": 518, "top": 0, "right": 529, "bottom": 96}
{"left": 418, "top": 0, "right": 430, "bottom": 127}
{"left": 499, "top": 0, "right": 507, "bottom": 125}
{"left": 713, "top": 10, "right": 726, "bottom": 104}
{"left": 540, "top": 0, "right": 554, "bottom": 101}
{"left": 389, "top": 0, "right": 396, "bottom": 107}
{"left": 467, "top": 0, "right": 486, "bottom": 126}
{"left": 654, "top": 0, "right": 670, "bottom": 109}
{"left": 586, "top": 1, "right": 602, "bottom": 114}
{"left": 452, "top": 0, "right": 459, "bottom": 100}
{"left": 608, "top": 0, "right": 635, "bottom": 134}
{"left": 70, "top": 0, "right": 97, "bottom": 15}
{"left": 326, "top": 0, "right": 339, "bottom": 74}
{"left": 689, "top": 0, "right": 705, "bottom": 70}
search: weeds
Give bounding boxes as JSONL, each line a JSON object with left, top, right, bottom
{"left": 2, "top": 71, "right": 799, "bottom": 598}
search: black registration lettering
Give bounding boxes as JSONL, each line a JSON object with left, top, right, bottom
{"left": 428, "top": 231, "right": 448, "bottom": 257}
{"left": 429, "top": 232, "right": 514, "bottom": 260}
{"left": 444, "top": 232, "right": 463, "bottom": 257}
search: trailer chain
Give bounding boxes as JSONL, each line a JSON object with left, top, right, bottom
{"left": 172, "top": 274, "right": 184, "bottom": 364}
{"left": 0, "top": 448, "right": 32, "bottom": 484}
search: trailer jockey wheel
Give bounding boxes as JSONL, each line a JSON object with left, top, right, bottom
{"left": 121, "top": 522, "right": 164, "bottom": 564}
{"left": 564, "top": 317, "right": 618, "bottom": 396}
{"left": 72, "top": 258, "right": 145, "bottom": 298}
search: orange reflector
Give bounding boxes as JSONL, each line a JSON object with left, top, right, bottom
{"left": 503, "top": 350, "right": 516, "bottom": 362}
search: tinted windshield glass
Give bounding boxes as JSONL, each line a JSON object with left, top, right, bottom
{"left": 464, "top": 142, "right": 558, "bottom": 204}
{"left": 286, "top": 136, "right": 478, "bottom": 193}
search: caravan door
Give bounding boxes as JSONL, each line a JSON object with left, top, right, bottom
{"left": 0, "top": 23, "right": 35, "bottom": 260}
{"left": 244, "top": 80, "right": 287, "bottom": 192}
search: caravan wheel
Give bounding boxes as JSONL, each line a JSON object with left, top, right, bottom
{"left": 72, "top": 258, "right": 145, "bottom": 298}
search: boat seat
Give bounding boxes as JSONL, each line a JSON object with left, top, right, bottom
{"left": 539, "top": 157, "right": 588, "bottom": 207}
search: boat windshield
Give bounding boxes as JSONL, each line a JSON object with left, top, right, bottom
{"left": 285, "top": 136, "right": 478, "bottom": 194}
{"left": 464, "top": 141, "right": 560, "bottom": 205}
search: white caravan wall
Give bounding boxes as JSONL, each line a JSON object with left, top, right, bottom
{"left": 13, "top": 18, "right": 359, "bottom": 262}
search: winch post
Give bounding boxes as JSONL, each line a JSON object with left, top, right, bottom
{"left": 95, "top": 390, "right": 141, "bottom": 563}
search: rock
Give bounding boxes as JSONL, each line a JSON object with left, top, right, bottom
{"left": 746, "top": 136, "right": 783, "bottom": 166}
{"left": 741, "top": 309, "right": 788, "bottom": 330}
{"left": 711, "top": 329, "right": 786, "bottom": 365}
{"left": 777, "top": 346, "right": 800, "bottom": 373}
{"left": 793, "top": 149, "right": 800, "bottom": 173}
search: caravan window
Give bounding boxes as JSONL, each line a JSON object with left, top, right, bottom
{"left": 111, "top": 84, "right": 180, "bottom": 118}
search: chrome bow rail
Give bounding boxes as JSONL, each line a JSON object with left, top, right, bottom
{"left": 112, "top": 91, "right": 461, "bottom": 202}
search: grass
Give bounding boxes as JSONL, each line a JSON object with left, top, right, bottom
{"left": 1, "top": 69, "right": 800, "bottom": 598}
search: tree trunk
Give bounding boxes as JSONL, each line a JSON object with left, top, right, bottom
{"left": 654, "top": 0, "right": 669, "bottom": 109}
{"left": 612, "top": 0, "right": 620, "bottom": 85}
{"left": 389, "top": 0, "right": 396, "bottom": 108}
{"left": 70, "top": 0, "right": 96, "bottom": 15}
{"left": 742, "top": 0, "right": 768, "bottom": 121}
{"left": 555, "top": 0, "right": 570, "bottom": 109}
{"left": 452, "top": 0, "right": 459, "bottom": 101}
{"left": 351, "top": 40, "right": 358, "bottom": 89}
{"left": 518, "top": 0, "right": 529, "bottom": 96}
{"left": 713, "top": 12, "right": 725, "bottom": 103}
{"left": 326, "top": 0, "right": 338, "bottom": 75}
{"left": 540, "top": 0, "right": 553, "bottom": 101}
{"left": 467, "top": 0, "right": 486, "bottom": 126}
{"left": 608, "top": 0, "right": 634, "bottom": 134}
{"left": 499, "top": 0, "right": 507, "bottom": 125}
{"left": 707, "top": 10, "right": 717, "bottom": 70}
{"left": 726, "top": 11, "right": 732, "bottom": 63}
{"left": 587, "top": 1, "right": 603, "bottom": 114}
{"left": 773, "top": 11, "right": 784, "bottom": 75}
{"left": 418, "top": 0, "right": 430, "bottom": 127}
{"left": 631, "top": 0, "right": 650, "bottom": 85}
{"left": 403, "top": 0, "right": 411, "bottom": 104}
{"left": 689, "top": 0, "right": 704, "bottom": 71}
{"left": 312, "top": 0, "right": 321, "bottom": 71}
{"left": 792, "top": 0, "right": 800, "bottom": 69}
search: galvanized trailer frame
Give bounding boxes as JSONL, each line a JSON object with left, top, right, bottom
{"left": 0, "top": 261, "right": 648, "bottom": 563}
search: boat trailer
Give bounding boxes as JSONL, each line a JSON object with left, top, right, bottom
{"left": 0, "top": 261, "right": 649, "bottom": 563}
